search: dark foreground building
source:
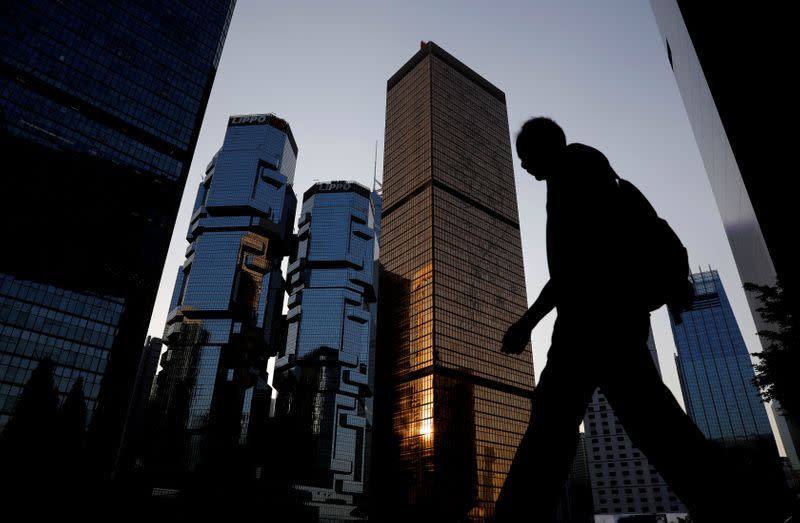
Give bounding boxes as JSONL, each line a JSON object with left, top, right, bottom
{"left": 0, "top": 0, "right": 236, "bottom": 481}
{"left": 273, "top": 181, "right": 380, "bottom": 521}
{"left": 650, "top": 0, "right": 800, "bottom": 470}
{"left": 146, "top": 113, "right": 296, "bottom": 489}
{"left": 373, "top": 42, "right": 534, "bottom": 521}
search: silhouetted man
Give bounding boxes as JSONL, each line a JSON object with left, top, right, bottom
{"left": 494, "top": 117, "right": 791, "bottom": 523}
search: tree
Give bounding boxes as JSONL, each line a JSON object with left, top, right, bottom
{"left": 744, "top": 279, "right": 799, "bottom": 426}
{"left": 1, "top": 357, "right": 60, "bottom": 461}
{"left": 0, "top": 358, "right": 62, "bottom": 517}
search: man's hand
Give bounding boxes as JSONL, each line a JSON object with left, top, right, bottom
{"left": 500, "top": 279, "right": 554, "bottom": 355}
{"left": 501, "top": 319, "right": 531, "bottom": 355}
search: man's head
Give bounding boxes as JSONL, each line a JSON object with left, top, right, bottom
{"left": 516, "top": 117, "right": 567, "bottom": 181}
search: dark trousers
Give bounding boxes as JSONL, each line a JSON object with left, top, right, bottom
{"left": 494, "top": 312, "right": 765, "bottom": 523}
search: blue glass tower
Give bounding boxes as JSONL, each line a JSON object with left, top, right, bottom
{"left": 274, "top": 181, "right": 380, "bottom": 520}
{"left": 0, "top": 0, "right": 236, "bottom": 472}
{"left": 147, "top": 113, "right": 297, "bottom": 482}
{"left": 670, "top": 269, "right": 773, "bottom": 445}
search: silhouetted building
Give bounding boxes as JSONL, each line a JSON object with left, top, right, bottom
{"left": 373, "top": 41, "right": 534, "bottom": 521}
{"left": 556, "top": 433, "right": 595, "bottom": 523}
{"left": 0, "top": 0, "right": 237, "bottom": 475}
{"left": 650, "top": 0, "right": 800, "bottom": 469}
{"left": 118, "top": 336, "right": 163, "bottom": 473}
{"left": 273, "top": 181, "right": 380, "bottom": 521}
{"left": 584, "top": 328, "right": 687, "bottom": 518}
{"left": 146, "top": 113, "right": 296, "bottom": 487}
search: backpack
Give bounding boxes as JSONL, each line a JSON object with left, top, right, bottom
{"left": 615, "top": 177, "right": 694, "bottom": 324}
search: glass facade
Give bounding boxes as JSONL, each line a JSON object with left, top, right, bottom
{"left": 671, "top": 269, "right": 773, "bottom": 445}
{"left": 146, "top": 114, "right": 296, "bottom": 482}
{"left": 0, "top": 274, "right": 120, "bottom": 430}
{"left": 273, "top": 181, "right": 380, "bottom": 520}
{"left": 555, "top": 433, "right": 594, "bottom": 523}
{"left": 0, "top": 0, "right": 236, "bottom": 470}
{"left": 374, "top": 42, "right": 534, "bottom": 521}
{"left": 584, "top": 327, "right": 687, "bottom": 517}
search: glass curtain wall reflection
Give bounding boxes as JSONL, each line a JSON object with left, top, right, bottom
{"left": 670, "top": 268, "right": 789, "bottom": 506}
{"left": 0, "top": 0, "right": 236, "bottom": 474}
{"left": 273, "top": 181, "right": 380, "bottom": 521}
{"left": 671, "top": 269, "right": 773, "bottom": 446}
{"left": 146, "top": 114, "right": 297, "bottom": 487}
{"left": 374, "top": 42, "right": 535, "bottom": 521}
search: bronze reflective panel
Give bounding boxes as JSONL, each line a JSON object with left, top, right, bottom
{"left": 376, "top": 43, "right": 535, "bottom": 521}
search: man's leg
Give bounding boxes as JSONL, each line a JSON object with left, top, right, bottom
{"left": 599, "top": 316, "right": 774, "bottom": 522}
{"left": 495, "top": 322, "right": 597, "bottom": 522}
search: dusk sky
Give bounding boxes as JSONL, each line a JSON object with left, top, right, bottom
{"left": 146, "top": 0, "right": 782, "bottom": 448}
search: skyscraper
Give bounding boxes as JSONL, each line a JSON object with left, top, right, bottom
{"left": 117, "top": 336, "right": 164, "bottom": 473}
{"left": 671, "top": 269, "right": 773, "bottom": 446}
{"left": 649, "top": 1, "right": 800, "bottom": 469}
{"left": 0, "top": 0, "right": 236, "bottom": 472}
{"left": 146, "top": 113, "right": 296, "bottom": 485}
{"left": 555, "top": 433, "right": 594, "bottom": 523}
{"left": 670, "top": 269, "right": 794, "bottom": 512}
{"left": 583, "top": 328, "right": 687, "bottom": 518}
{"left": 649, "top": 2, "right": 796, "bottom": 321}
{"left": 374, "top": 42, "right": 534, "bottom": 521}
{"left": 274, "top": 180, "right": 380, "bottom": 521}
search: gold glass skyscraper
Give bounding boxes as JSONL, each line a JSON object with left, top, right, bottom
{"left": 376, "top": 42, "right": 535, "bottom": 521}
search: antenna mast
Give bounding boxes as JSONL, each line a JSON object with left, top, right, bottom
{"left": 372, "top": 140, "right": 382, "bottom": 194}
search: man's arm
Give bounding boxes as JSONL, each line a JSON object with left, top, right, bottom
{"left": 501, "top": 279, "right": 556, "bottom": 354}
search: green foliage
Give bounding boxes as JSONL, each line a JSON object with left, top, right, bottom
{"left": 744, "top": 280, "right": 799, "bottom": 426}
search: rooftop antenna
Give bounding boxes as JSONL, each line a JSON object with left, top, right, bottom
{"left": 372, "top": 140, "right": 382, "bottom": 195}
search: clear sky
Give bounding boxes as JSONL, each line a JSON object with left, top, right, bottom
{"left": 146, "top": 0, "right": 783, "bottom": 449}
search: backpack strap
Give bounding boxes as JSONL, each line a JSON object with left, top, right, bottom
{"left": 616, "top": 177, "right": 658, "bottom": 219}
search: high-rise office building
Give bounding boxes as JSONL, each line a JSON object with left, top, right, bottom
{"left": 650, "top": 1, "right": 800, "bottom": 469}
{"left": 0, "top": 1, "right": 237, "bottom": 472}
{"left": 556, "top": 433, "right": 594, "bottom": 523}
{"left": 273, "top": 180, "right": 380, "bottom": 521}
{"left": 146, "top": 113, "right": 296, "bottom": 484}
{"left": 671, "top": 269, "right": 774, "bottom": 446}
{"left": 584, "top": 328, "right": 687, "bottom": 518}
{"left": 373, "top": 42, "right": 534, "bottom": 521}
{"left": 670, "top": 269, "right": 792, "bottom": 511}
{"left": 118, "top": 336, "right": 163, "bottom": 473}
